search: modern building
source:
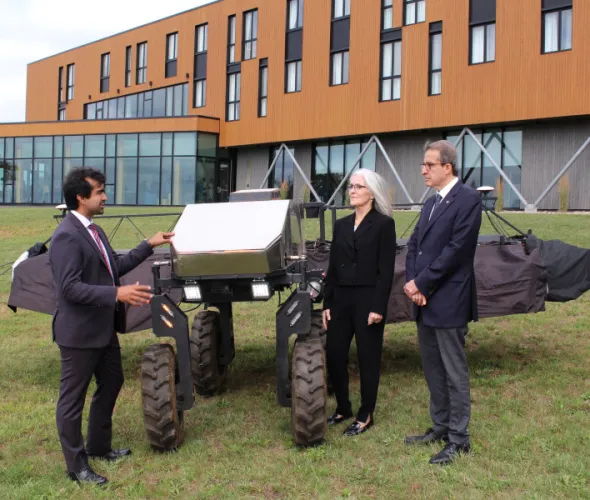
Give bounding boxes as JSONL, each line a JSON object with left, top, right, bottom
{"left": 0, "top": 0, "right": 588, "bottom": 210}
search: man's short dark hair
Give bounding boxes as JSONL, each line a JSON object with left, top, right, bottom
{"left": 425, "top": 140, "right": 459, "bottom": 176}
{"left": 63, "top": 167, "right": 106, "bottom": 210}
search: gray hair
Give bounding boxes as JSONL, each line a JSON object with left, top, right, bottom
{"left": 351, "top": 169, "right": 392, "bottom": 217}
{"left": 425, "top": 140, "right": 459, "bottom": 176}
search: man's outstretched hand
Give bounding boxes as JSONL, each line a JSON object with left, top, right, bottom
{"left": 147, "top": 232, "right": 175, "bottom": 248}
{"left": 117, "top": 282, "right": 152, "bottom": 306}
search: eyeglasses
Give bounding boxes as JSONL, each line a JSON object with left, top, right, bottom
{"left": 420, "top": 162, "right": 443, "bottom": 171}
{"left": 347, "top": 184, "right": 368, "bottom": 191}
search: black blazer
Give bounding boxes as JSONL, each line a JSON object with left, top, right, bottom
{"left": 323, "top": 209, "right": 396, "bottom": 317}
{"left": 405, "top": 181, "right": 482, "bottom": 328}
{"left": 49, "top": 213, "right": 154, "bottom": 349}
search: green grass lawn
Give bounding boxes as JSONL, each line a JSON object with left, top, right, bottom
{"left": 0, "top": 206, "right": 589, "bottom": 499}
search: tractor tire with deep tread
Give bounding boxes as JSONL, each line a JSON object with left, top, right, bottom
{"left": 310, "top": 310, "right": 327, "bottom": 350}
{"left": 141, "top": 343, "right": 184, "bottom": 451}
{"left": 291, "top": 337, "right": 328, "bottom": 446}
{"left": 190, "top": 310, "right": 226, "bottom": 396}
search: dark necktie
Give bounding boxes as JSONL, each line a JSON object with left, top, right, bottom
{"left": 429, "top": 194, "right": 443, "bottom": 221}
{"left": 88, "top": 224, "right": 114, "bottom": 278}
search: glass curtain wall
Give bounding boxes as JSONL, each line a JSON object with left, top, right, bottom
{"left": 0, "top": 132, "right": 218, "bottom": 206}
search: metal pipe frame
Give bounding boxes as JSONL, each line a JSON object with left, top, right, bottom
{"left": 326, "top": 135, "right": 414, "bottom": 206}
{"left": 259, "top": 144, "right": 322, "bottom": 202}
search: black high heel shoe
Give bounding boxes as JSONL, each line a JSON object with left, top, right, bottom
{"left": 343, "top": 415, "right": 374, "bottom": 436}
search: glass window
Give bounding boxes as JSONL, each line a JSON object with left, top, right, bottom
{"left": 125, "top": 94, "right": 138, "bottom": 118}
{"left": 15, "top": 138, "right": 33, "bottom": 158}
{"left": 381, "top": 41, "right": 401, "bottom": 101}
{"left": 195, "top": 80, "right": 206, "bottom": 108}
{"left": 333, "top": 0, "right": 351, "bottom": 19}
{"left": 84, "top": 135, "right": 105, "bottom": 157}
{"left": 54, "top": 137, "right": 63, "bottom": 158}
{"left": 108, "top": 99, "right": 117, "bottom": 119}
{"left": 502, "top": 130, "right": 523, "bottom": 209}
{"left": 166, "top": 87, "right": 174, "bottom": 116}
{"left": 404, "top": 0, "right": 425, "bottom": 25}
{"left": 138, "top": 158, "right": 161, "bottom": 205}
{"left": 463, "top": 132, "right": 482, "bottom": 188}
{"left": 286, "top": 60, "right": 302, "bottom": 93}
{"left": 382, "top": 0, "right": 393, "bottom": 30}
{"left": 174, "top": 133, "right": 197, "bottom": 156}
{"left": 198, "top": 133, "right": 217, "bottom": 157}
{"left": 53, "top": 159, "right": 63, "bottom": 203}
{"left": 182, "top": 84, "right": 189, "bottom": 115}
{"left": 117, "top": 97, "right": 125, "bottom": 119}
{"left": 105, "top": 185, "right": 115, "bottom": 205}
{"left": 84, "top": 158, "right": 105, "bottom": 172}
{"left": 313, "top": 144, "right": 330, "bottom": 201}
{"left": 64, "top": 158, "right": 83, "bottom": 178}
{"left": 106, "top": 135, "right": 116, "bottom": 157}
{"left": 161, "top": 156, "right": 172, "bottom": 205}
{"left": 163, "top": 133, "right": 173, "bottom": 156}
{"left": 331, "top": 51, "right": 349, "bottom": 86}
{"left": 106, "top": 158, "right": 115, "bottom": 183}
{"left": 33, "top": 159, "right": 52, "bottom": 203}
{"left": 243, "top": 10, "right": 258, "bottom": 60}
{"left": 173, "top": 84, "right": 183, "bottom": 117}
{"left": 86, "top": 103, "right": 96, "bottom": 120}
{"left": 196, "top": 158, "right": 216, "bottom": 203}
{"left": 288, "top": 0, "right": 303, "bottom": 30}
{"left": 543, "top": 8, "right": 572, "bottom": 53}
{"left": 14, "top": 159, "right": 33, "bottom": 203}
{"left": 482, "top": 130, "right": 502, "bottom": 188}
{"left": 0, "top": 138, "right": 4, "bottom": 159}
{"left": 6, "top": 138, "right": 14, "bottom": 159}
{"left": 153, "top": 88, "right": 166, "bottom": 117}
{"left": 471, "top": 23, "right": 495, "bottom": 64}
{"left": 34, "top": 137, "right": 53, "bottom": 158}
{"left": 115, "top": 158, "right": 138, "bottom": 205}
{"left": 430, "top": 31, "right": 442, "bottom": 95}
{"left": 172, "top": 157, "right": 196, "bottom": 205}
{"left": 361, "top": 141, "right": 376, "bottom": 171}
{"left": 117, "top": 134, "right": 138, "bottom": 157}
{"left": 139, "top": 133, "right": 161, "bottom": 156}
{"left": 64, "top": 136, "right": 83, "bottom": 158}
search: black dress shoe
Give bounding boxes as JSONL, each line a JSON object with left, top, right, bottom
{"left": 68, "top": 467, "right": 108, "bottom": 486}
{"left": 343, "top": 418, "right": 374, "bottom": 436}
{"left": 429, "top": 442, "right": 470, "bottom": 465}
{"left": 88, "top": 448, "right": 132, "bottom": 462}
{"left": 327, "top": 411, "right": 353, "bottom": 425}
{"left": 404, "top": 428, "right": 449, "bottom": 445}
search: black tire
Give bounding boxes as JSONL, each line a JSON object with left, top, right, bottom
{"left": 310, "top": 310, "right": 332, "bottom": 395}
{"left": 190, "top": 310, "right": 226, "bottom": 396}
{"left": 291, "top": 337, "right": 328, "bottom": 446}
{"left": 141, "top": 344, "right": 184, "bottom": 451}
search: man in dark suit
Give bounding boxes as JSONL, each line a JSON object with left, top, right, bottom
{"left": 403, "top": 140, "right": 482, "bottom": 465}
{"left": 50, "top": 167, "right": 173, "bottom": 485}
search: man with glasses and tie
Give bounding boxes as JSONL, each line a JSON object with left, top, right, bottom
{"left": 403, "top": 140, "right": 482, "bottom": 465}
{"left": 49, "top": 167, "right": 173, "bottom": 485}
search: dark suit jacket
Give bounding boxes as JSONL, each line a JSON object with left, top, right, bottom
{"left": 323, "top": 209, "right": 396, "bottom": 317}
{"left": 405, "top": 181, "right": 482, "bottom": 328}
{"left": 49, "top": 212, "right": 154, "bottom": 349}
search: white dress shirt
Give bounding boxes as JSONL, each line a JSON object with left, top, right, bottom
{"left": 71, "top": 210, "right": 113, "bottom": 274}
{"left": 437, "top": 176, "right": 459, "bottom": 202}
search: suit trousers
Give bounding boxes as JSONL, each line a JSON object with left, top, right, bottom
{"left": 326, "top": 286, "right": 385, "bottom": 422}
{"left": 56, "top": 339, "right": 124, "bottom": 473}
{"left": 417, "top": 320, "right": 470, "bottom": 445}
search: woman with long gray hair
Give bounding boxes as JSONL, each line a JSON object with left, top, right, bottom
{"left": 323, "top": 168, "right": 396, "bottom": 436}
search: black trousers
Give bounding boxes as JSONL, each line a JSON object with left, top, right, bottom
{"left": 326, "top": 286, "right": 385, "bottom": 422}
{"left": 417, "top": 320, "right": 470, "bottom": 445}
{"left": 56, "top": 340, "right": 124, "bottom": 473}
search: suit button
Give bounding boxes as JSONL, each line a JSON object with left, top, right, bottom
{"left": 418, "top": 251, "right": 423, "bottom": 256}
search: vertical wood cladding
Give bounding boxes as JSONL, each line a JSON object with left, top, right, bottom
{"left": 23, "top": 0, "right": 590, "bottom": 148}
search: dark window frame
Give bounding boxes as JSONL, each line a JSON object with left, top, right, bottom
{"left": 330, "top": 50, "right": 349, "bottom": 86}
{"left": 165, "top": 32, "right": 178, "bottom": 78}
{"left": 428, "top": 24, "right": 442, "bottom": 96}
{"left": 469, "top": 22, "right": 496, "bottom": 65}
{"left": 287, "top": 0, "right": 304, "bottom": 31}
{"left": 100, "top": 53, "right": 110, "bottom": 93}
{"left": 58, "top": 66, "right": 64, "bottom": 103}
{"left": 285, "top": 60, "right": 302, "bottom": 93}
{"left": 194, "top": 23, "right": 208, "bottom": 108}
{"left": 259, "top": 58, "right": 268, "bottom": 117}
{"left": 242, "top": 9, "right": 258, "bottom": 60}
{"left": 379, "top": 37, "right": 402, "bottom": 102}
{"left": 226, "top": 72, "right": 241, "bottom": 122}
{"left": 228, "top": 15, "right": 237, "bottom": 64}
{"left": 541, "top": 6, "right": 573, "bottom": 54}
{"left": 382, "top": 0, "right": 393, "bottom": 31}
{"left": 404, "top": 0, "right": 426, "bottom": 26}
{"left": 332, "top": 0, "right": 351, "bottom": 20}
{"left": 136, "top": 41, "right": 148, "bottom": 85}
{"left": 125, "top": 46, "right": 132, "bottom": 87}
{"left": 66, "top": 63, "right": 75, "bottom": 101}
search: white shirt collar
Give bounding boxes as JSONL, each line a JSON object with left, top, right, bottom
{"left": 71, "top": 210, "right": 93, "bottom": 228}
{"left": 437, "top": 176, "right": 459, "bottom": 201}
